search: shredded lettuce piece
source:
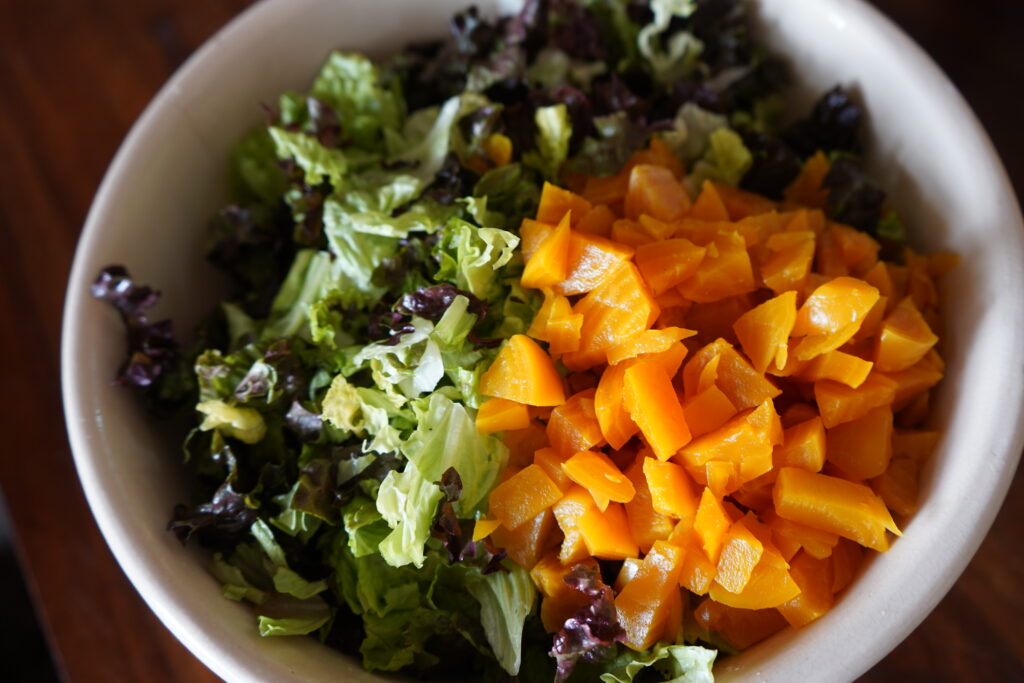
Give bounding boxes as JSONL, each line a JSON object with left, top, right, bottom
{"left": 467, "top": 563, "right": 537, "bottom": 676}
{"left": 599, "top": 643, "right": 717, "bottom": 683}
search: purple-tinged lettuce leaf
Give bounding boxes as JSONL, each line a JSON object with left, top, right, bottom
{"left": 783, "top": 86, "right": 862, "bottom": 159}
{"left": 550, "top": 564, "right": 626, "bottom": 682}
{"left": 823, "top": 156, "right": 886, "bottom": 234}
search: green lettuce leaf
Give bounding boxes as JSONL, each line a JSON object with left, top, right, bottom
{"left": 257, "top": 614, "right": 331, "bottom": 637}
{"left": 433, "top": 218, "right": 519, "bottom": 301}
{"left": 690, "top": 127, "right": 753, "bottom": 189}
{"left": 320, "top": 374, "right": 409, "bottom": 452}
{"left": 230, "top": 127, "right": 287, "bottom": 202}
{"left": 599, "top": 643, "right": 717, "bottom": 683}
{"left": 637, "top": 0, "right": 703, "bottom": 85}
{"left": 523, "top": 104, "right": 572, "bottom": 181}
{"left": 262, "top": 249, "right": 334, "bottom": 340}
{"left": 268, "top": 127, "right": 350, "bottom": 187}
{"left": 310, "top": 51, "right": 403, "bottom": 150}
{"left": 351, "top": 318, "right": 444, "bottom": 399}
{"left": 466, "top": 563, "right": 537, "bottom": 676}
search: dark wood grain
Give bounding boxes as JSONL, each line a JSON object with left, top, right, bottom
{"left": 0, "top": 1, "right": 1020, "bottom": 682}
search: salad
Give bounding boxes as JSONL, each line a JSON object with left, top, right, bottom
{"left": 92, "top": 0, "right": 950, "bottom": 681}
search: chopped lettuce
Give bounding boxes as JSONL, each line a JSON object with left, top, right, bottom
{"left": 599, "top": 643, "right": 717, "bottom": 683}
{"left": 467, "top": 563, "right": 537, "bottom": 676}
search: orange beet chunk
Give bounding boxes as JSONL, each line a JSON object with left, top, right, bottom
{"left": 815, "top": 372, "right": 897, "bottom": 428}
{"left": 830, "top": 538, "right": 864, "bottom": 593}
{"left": 479, "top": 334, "right": 566, "bottom": 406}
{"left": 791, "top": 277, "right": 880, "bottom": 361}
{"left": 593, "top": 363, "right": 640, "bottom": 449}
{"left": 553, "top": 231, "right": 636, "bottom": 296}
{"left": 712, "top": 181, "right": 778, "bottom": 219}
{"left": 519, "top": 218, "right": 554, "bottom": 262}
{"left": 874, "top": 296, "right": 939, "bottom": 372}
{"left": 682, "top": 339, "right": 781, "bottom": 410}
{"left": 527, "top": 289, "right": 583, "bottom": 356}
{"left": 773, "top": 416, "right": 826, "bottom": 472}
{"left": 473, "top": 518, "right": 501, "bottom": 541}
{"left": 708, "top": 558, "right": 801, "bottom": 610}
{"left": 677, "top": 403, "right": 777, "bottom": 485}
{"left": 635, "top": 238, "right": 707, "bottom": 295}
{"left": 547, "top": 390, "right": 604, "bottom": 455}
{"left": 578, "top": 502, "right": 639, "bottom": 560}
{"left": 553, "top": 485, "right": 596, "bottom": 565}
{"left": 562, "top": 450, "right": 635, "bottom": 504}
{"left": 606, "top": 327, "right": 696, "bottom": 366}
{"left": 784, "top": 151, "right": 831, "bottom": 208}
{"left": 713, "top": 519, "right": 765, "bottom": 594}
{"left": 682, "top": 384, "right": 738, "bottom": 438}
{"left": 694, "top": 487, "right": 732, "bottom": 564}
{"left": 872, "top": 457, "right": 920, "bottom": 517}
{"left": 798, "top": 349, "right": 873, "bottom": 388}
{"left": 625, "top": 164, "right": 691, "bottom": 222}
{"left": 615, "top": 540, "right": 686, "bottom": 650}
{"left": 763, "top": 510, "right": 840, "bottom": 560}
{"left": 534, "top": 447, "right": 572, "bottom": 491}
{"left": 773, "top": 467, "right": 900, "bottom": 552}
{"left": 761, "top": 229, "right": 816, "bottom": 295}
{"left": 677, "top": 231, "right": 757, "bottom": 303}
{"left": 489, "top": 464, "right": 564, "bottom": 531}
{"left": 776, "top": 550, "right": 834, "bottom": 627}
{"left": 826, "top": 405, "right": 893, "bottom": 480}
{"left": 733, "top": 290, "right": 798, "bottom": 373}
{"left": 690, "top": 180, "right": 731, "bottom": 221}
{"left": 624, "top": 358, "right": 692, "bottom": 460}
{"left": 532, "top": 554, "right": 594, "bottom": 632}
{"left": 537, "top": 182, "right": 592, "bottom": 225}
{"left": 491, "top": 507, "right": 557, "bottom": 570}
{"left": 694, "top": 598, "right": 788, "bottom": 650}
{"left": 643, "top": 457, "right": 698, "bottom": 523}
{"left": 475, "top": 397, "right": 532, "bottom": 434}
{"left": 576, "top": 204, "right": 616, "bottom": 237}
{"left": 522, "top": 211, "right": 572, "bottom": 289}
{"left": 563, "top": 262, "right": 660, "bottom": 370}
{"left": 624, "top": 456, "right": 676, "bottom": 553}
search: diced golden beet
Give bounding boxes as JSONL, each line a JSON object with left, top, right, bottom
{"left": 783, "top": 151, "right": 830, "bottom": 208}
{"left": 615, "top": 541, "right": 686, "bottom": 650}
{"left": 489, "top": 464, "right": 564, "bottom": 531}
{"left": 708, "top": 560, "right": 801, "bottom": 610}
{"left": 480, "top": 334, "right": 566, "bottom": 406}
{"left": 781, "top": 403, "right": 819, "bottom": 428}
{"left": 815, "top": 373, "right": 897, "bottom": 428}
{"left": 872, "top": 457, "right": 920, "bottom": 517}
{"left": 892, "top": 430, "right": 941, "bottom": 465}
{"left": 528, "top": 288, "right": 571, "bottom": 340}
{"left": 683, "top": 384, "right": 738, "bottom": 438}
{"left": 635, "top": 238, "right": 707, "bottom": 295}
{"left": 770, "top": 526, "right": 803, "bottom": 562}
{"left": 735, "top": 211, "right": 789, "bottom": 248}
{"left": 522, "top": 211, "right": 572, "bottom": 289}
{"left": 738, "top": 512, "right": 789, "bottom": 569}
{"left": 553, "top": 486, "right": 597, "bottom": 565}
{"left": 553, "top": 231, "right": 636, "bottom": 296}
{"left": 677, "top": 406, "right": 775, "bottom": 484}
{"left": 733, "top": 290, "right": 798, "bottom": 373}
{"left": 607, "top": 326, "right": 696, "bottom": 366}
{"left": 713, "top": 519, "right": 765, "bottom": 594}
{"left": 563, "top": 262, "right": 660, "bottom": 370}
{"left": 773, "top": 416, "right": 826, "bottom": 472}
{"left": 682, "top": 339, "right": 782, "bottom": 409}
{"left": 694, "top": 598, "right": 788, "bottom": 650}
{"left": 798, "top": 350, "right": 873, "bottom": 388}
{"left": 614, "top": 557, "right": 644, "bottom": 592}
{"left": 874, "top": 296, "right": 939, "bottom": 372}
{"left": 712, "top": 181, "right": 778, "bottom": 219}
{"left": 761, "top": 232, "right": 815, "bottom": 295}
{"left": 690, "top": 180, "right": 731, "bottom": 221}
{"left": 583, "top": 170, "right": 630, "bottom": 205}
{"left": 705, "top": 460, "right": 741, "bottom": 498}
{"left": 904, "top": 247, "right": 938, "bottom": 311}
{"left": 826, "top": 406, "right": 893, "bottom": 481}
{"left": 491, "top": 507, "right": 557, "bottom": 570}
{"left": 638, "top": 214, "right": 678, "bottom": 241}
{"left": 677, "top": 231, "right": 757, "bottom": 303}
{"left": 473, "top": 518, "right": 501, "bottom": 541}
{"left": 612, "top": 218, "right": 656, "bottom": 247}
{"left": 625, "top": 164, "right": 691, "bottom": 222}
{"left": 537, "top": 182, "right": 592, "bottom": 225}
{"left": 830, "top": 538, "right": 863, "bottom": 593}
{"left": 547, "top": 390, "right": 604, "bottom": 455}
{"left": 481, "top": 132, "right": 512, "bottom": 166}
{"left": 562, "top": 450, "right": 635, "bottom": 504}
{"left": 791, "top": 277, "right": 880, "bottom": 360}
{"left": 694, "top": 487, "right": 732, "bottom": 564}
{"left": 533, "top": 554, "right": 595, "bottom": 632}
{"left": 882, "top": 360, "right": 943, "bottom": 409}
{"left": 680, "top": 540, "right": 717, "bottom": 595}
{"left": 673, "top": 217, "right": 732, "bottom": 246}
{"left": 624, "top": 456, "right": 676, "bottom": 553}
{"left": 624, "top": 358, "right": 692, "bottom": 460}
{"left": 814, "top": 227, "right": 848, "bottom": 277}
{"left": 684, "top": 294, "right": 753, "bottom": 347}
{"left": 576, "top": 204, "right": 616, "bottom": 237}
{"left": 593, "top": 363, "right": 640, "bottom": 450}
{"left": 830, "top": 223, "right": 880, "bottom": 275}
{"left": 502, "top": 421, "right": 549, "bottom": 468}
{"left": 534, "top": 447, "right": 572, "bottom": 491}
{"left": 475, "top": 397, "right": 532, "bottom": 434}
{"left": 731, "top": 472, "right": 777, "bottom": 515}
{"left": 773, "top": 467, "right": 900, "bottom": 552}
{"left": 527, "top": 289, "right": 584, "bottom": 356}
{"left": 763, "top": 509, "right": 840, "bottom": 560}
{"left": 644, "top": 340, "right": 690, "bottom": 380}
{"left": 663, "top": 586, "right": 686, "bottom": 644}
{"left": 643, "top": 457, "right": 698, "bottom": 522}
{"left": 578, "top": 502, "right": 639, "bottom": 560}
{"left": 776, "top": 551, "right": 834, "bottom": 627}
{"left": 519, "top": 218, "right": 554, "bottom": 262}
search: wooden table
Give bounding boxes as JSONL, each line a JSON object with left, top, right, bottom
{"left": 1, "top": 1, "right": 1020, "bottom": 680}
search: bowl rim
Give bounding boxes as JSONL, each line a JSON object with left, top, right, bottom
{"left": 61, "top": 0, "right": 1024, "bottom": 681}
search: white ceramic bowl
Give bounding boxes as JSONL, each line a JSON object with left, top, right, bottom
{"left": 62, "top": 0, "right": 1024, "bottom": 681}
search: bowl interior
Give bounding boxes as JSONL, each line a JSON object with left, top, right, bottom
{"left": 62, "top": 0, "right": 1024, "bottom": 681}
